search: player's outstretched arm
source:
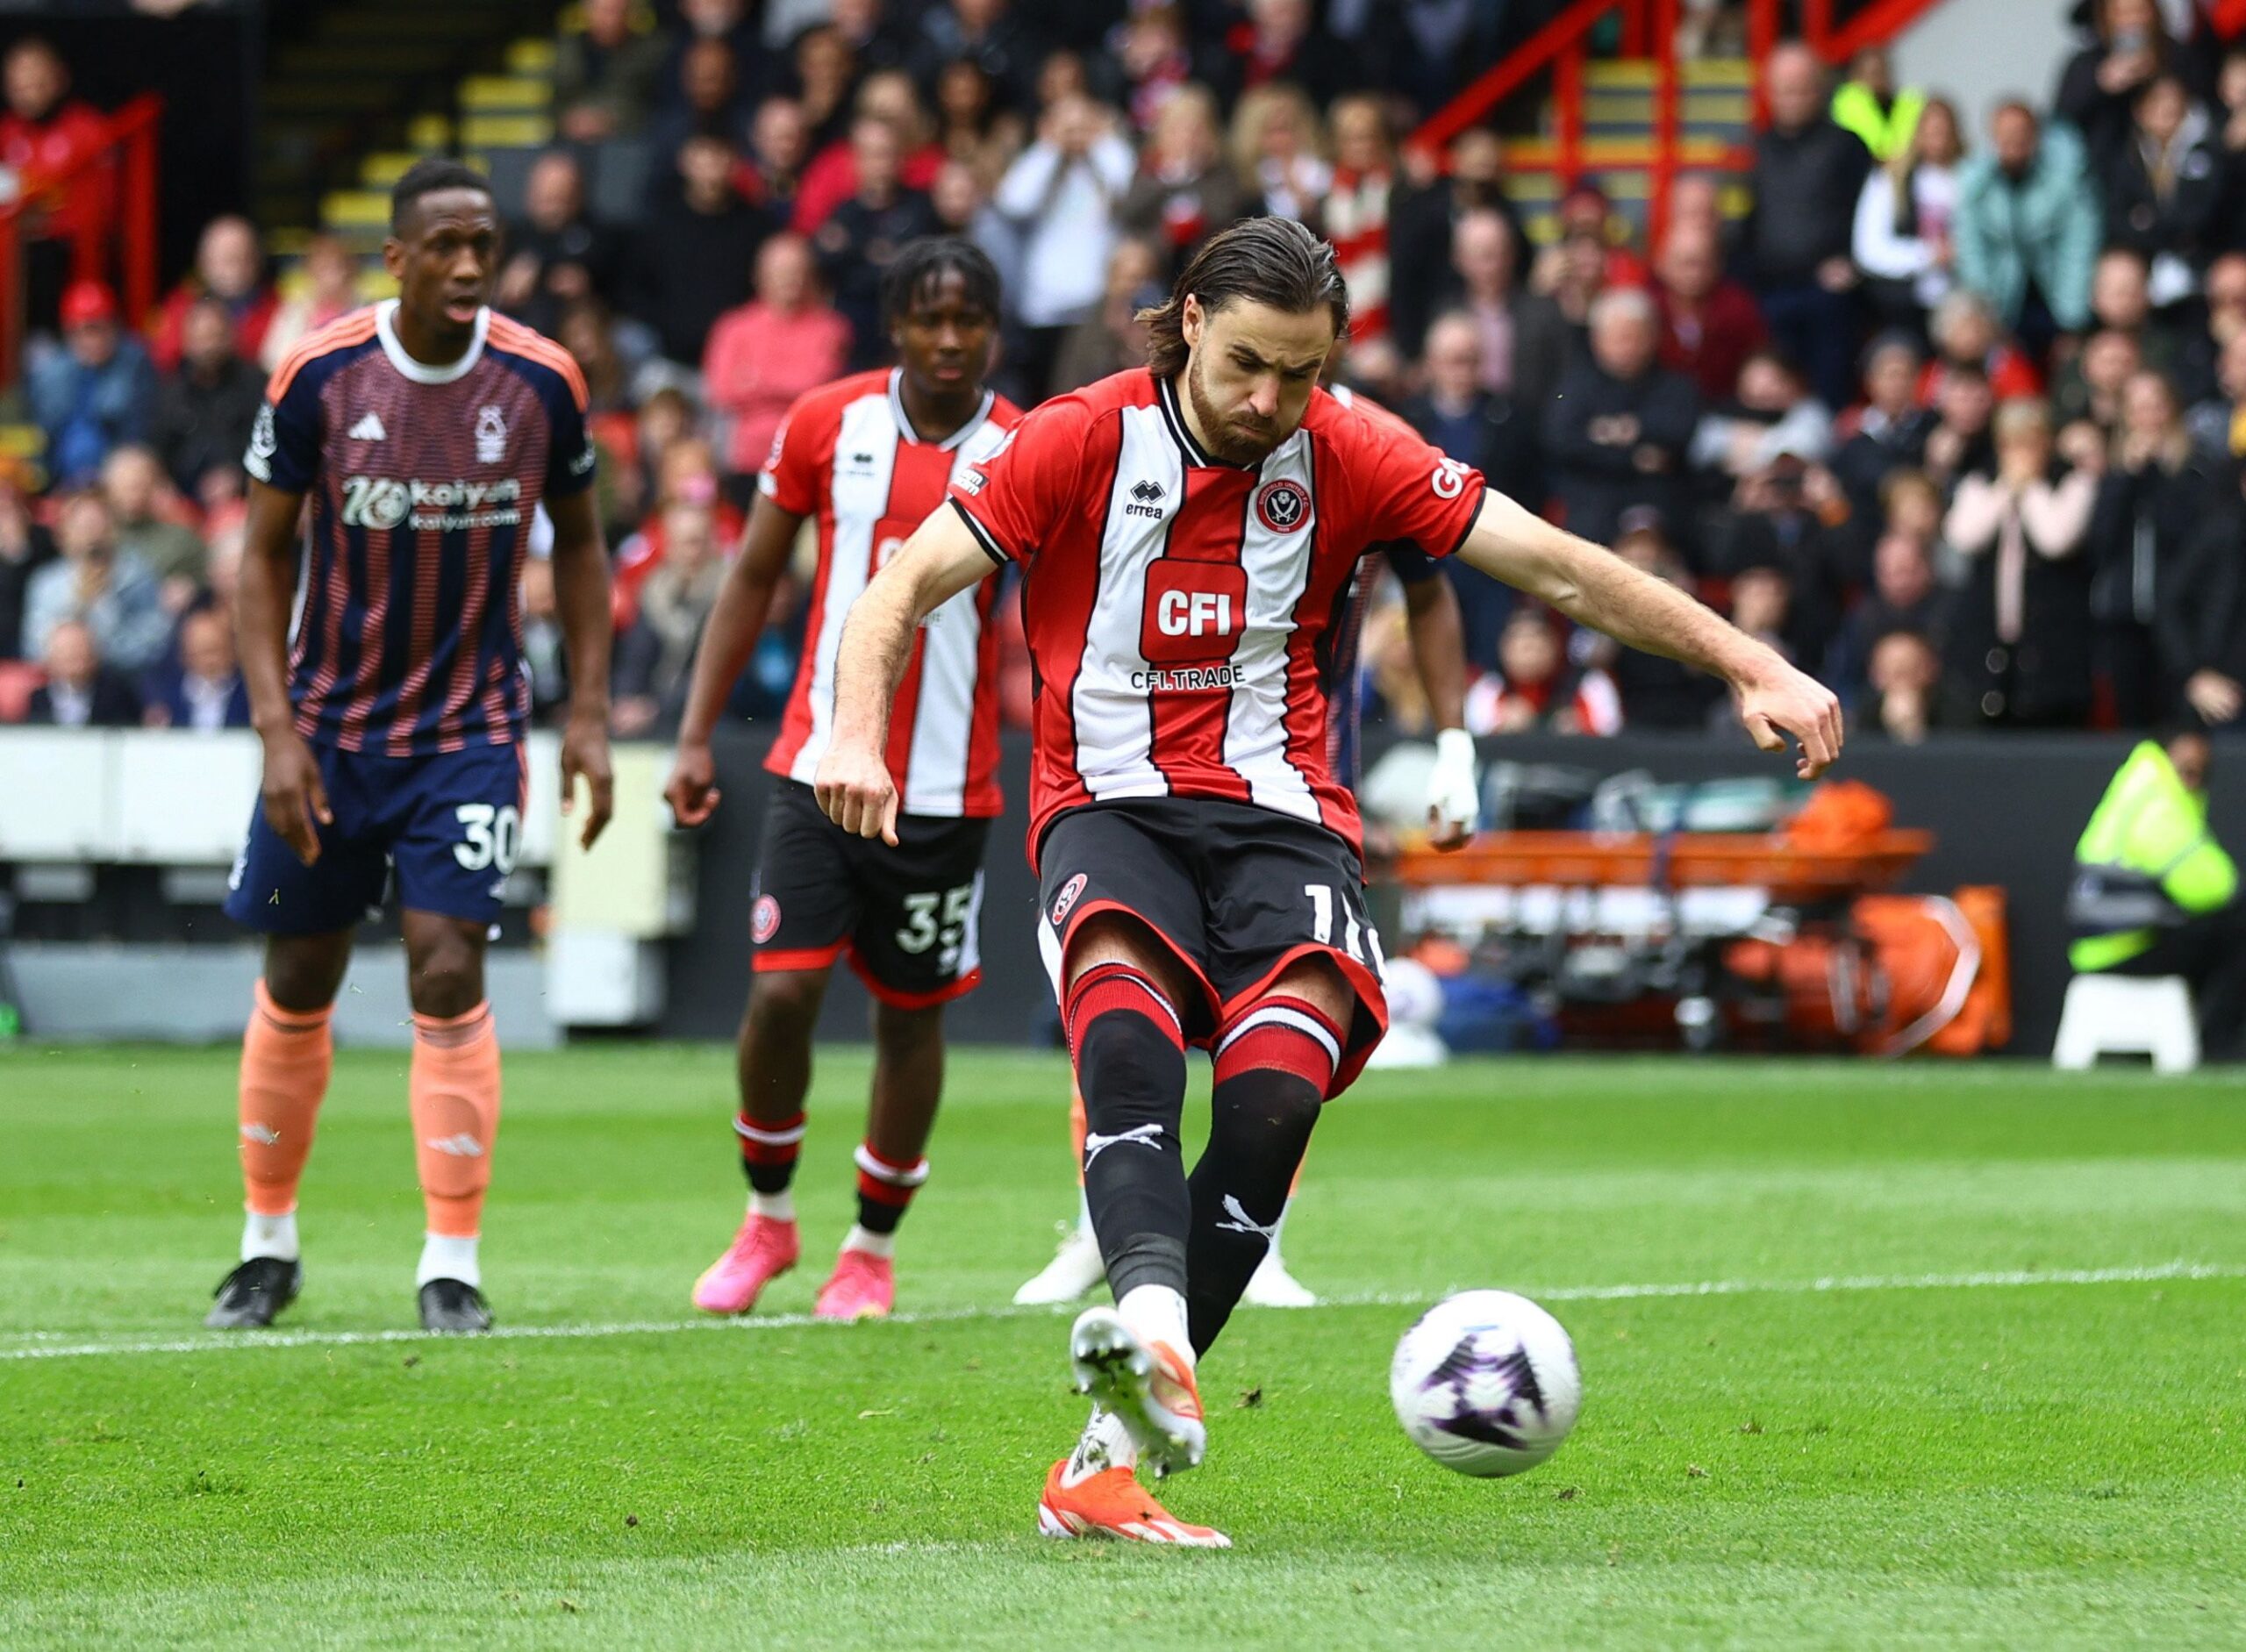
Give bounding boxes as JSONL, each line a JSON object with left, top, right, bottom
{"left": 1457, "top": 490, "right": 1843, "bottom": 777}
{"left": 1400, "top": 570, "right": 1477, "bottom": 848}
{"left": 239, "top": 478, "right": 330, "bottom": 867}
{"left": 547, "top": 490, "right": 616, "bottom": 849}
{"left": 814, "top": 503, "right": 994, "bottom": 846}
{"left": 662, "top": 497, "right": 805, "bottom": 827}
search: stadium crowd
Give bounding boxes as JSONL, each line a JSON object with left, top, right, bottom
{"left": 6, "top": 0, "right": 2246, "bottom": 748}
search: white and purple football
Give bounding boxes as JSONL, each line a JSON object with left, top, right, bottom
{"left": 1391, "top": 1290, "right": 1582, "bottom": 1477}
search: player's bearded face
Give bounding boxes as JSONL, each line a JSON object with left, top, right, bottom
{"left": 1184, "top": 300, "right": 1334, "bottom": 466}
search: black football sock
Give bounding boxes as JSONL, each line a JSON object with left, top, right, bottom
{"left": 1068, "top": 962, "right": 1191, "bottom": 1303}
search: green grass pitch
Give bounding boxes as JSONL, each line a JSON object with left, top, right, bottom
{"left": 4, "top": 1045, "right": 2245, "bottom": 1648}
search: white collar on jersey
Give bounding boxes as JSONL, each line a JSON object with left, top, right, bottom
{"left": 1155, "top": 372, "right": 1260, "bottom": 471}
{"left": 887, "top": 368, "right": 996, "bottom": 450}
{"left": 374, "top": 298, "right": 490, "bottom": 385}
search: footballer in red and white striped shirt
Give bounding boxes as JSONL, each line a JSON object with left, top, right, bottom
{"left": 814, "top": 218, "right": 1842, "bottom": 1544}
{"left": 662, "top": 240, "right": 1020, "bottom": 1325}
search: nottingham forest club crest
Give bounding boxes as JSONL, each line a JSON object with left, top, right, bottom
{"left": 475, "top": 405, "right": 507, "bottom": 465}
{"left": 1255, "top": 478, "right": 1311, "bottom": 533}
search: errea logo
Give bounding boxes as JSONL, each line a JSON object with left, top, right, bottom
{"left": 1125, "top": 479, "right": 1166, "bottom": 519}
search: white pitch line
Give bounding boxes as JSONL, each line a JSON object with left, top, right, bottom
{"left": 3, "top": 1261, "right": 2235, "bottom": 1364}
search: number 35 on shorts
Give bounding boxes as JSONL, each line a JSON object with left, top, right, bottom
{"left": 896, "top": 878, "right": 979, "bottom": 976}
{"left": 1304, "top": 881, "right": 1384, "bottom": 969}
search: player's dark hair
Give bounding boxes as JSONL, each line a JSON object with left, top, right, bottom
{"left": 1137, "top": 216, "right": 1349, "bottom": 380}
{"left": 880, "top": 235, "right": 1002, "bottom": 328}
{"left": 390, "top": 157, "right": 493, "bottom": 235}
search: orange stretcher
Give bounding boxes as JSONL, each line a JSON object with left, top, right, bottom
{"left": 1390, "top": 831, "right": 1935, "bottom": 900}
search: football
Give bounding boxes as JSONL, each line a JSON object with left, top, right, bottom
{"left": 1391, "top": 1291, "right": 1583, "bottom": 1477}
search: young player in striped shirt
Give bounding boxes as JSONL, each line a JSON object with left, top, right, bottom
{"left": 208, "top": 160, "right": 615, "bottom": 1334}
{"left": 663, "top": 240, "right": 1021, "bottom": 1321}
{"left": 817, "top": 217, "right": 1841, "bottom": 1544}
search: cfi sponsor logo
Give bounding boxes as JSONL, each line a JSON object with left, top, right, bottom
{"left": 752, "top": 893, "right": 782, "bottom": 944}
{"left": 1050, "top": 872, "right": 1088, "bottom": 927}
{"left": 1255, "top": 478, "right": 1311, "bottom": 533}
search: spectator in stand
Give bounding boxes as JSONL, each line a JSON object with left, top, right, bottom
{"left": 613, "top": 499, "right": 730, "bottom": 736}
{"left": 2054, "top": 0, "right": 2205, "bottom": 168}
{"left": 662, "top": 0, "right": 766, "bottom": 114}
{"left": 31, "top": 281, "right": 155, "bottom": 490}
{"left": 152, "top": 297, "right": 263, "bottom": 501}
{"left": 742, "top": 96, "right": 812, "bottom": 222}
{"left": 2188, "top": 311, "right": 2246, "bottom": 464}
{"left": 0, "top": 480, "right": 56, "bottom": 662}
{"left": 26, "top": 619, "right": 139, "bottom": 729}
{"left": 1852, "top": 94, "right": 1965, "bottom": 335}
{"left": 1722, "top": 553, "right": 1801, "bottom": 667}
{"left": 1742, "top": 44, "right": 1871, "bottom": 412}
{"left": 1833, "top": 333, "right": 1934, "bottom": 517}
{"left": 497, "top": 151, "right": 623, "bottom": 339}
{"left": 519, "top": 553, "right": 572, "bottom": 724}
{"left": 1052, "top": 237, "right": 1161, "bottom": 393}
{"left": 912, "top": 0, "right": 1044, "bottom": 116}
{"left": 1859, "top": 629, "right": 1955, "bottom": 742}
{"left": 1599, "top": 509, "right": 1722, "bottom": 727}
{"left": 1653, "top": 218, "right": 1768, "bottom": 403}
{"left": 2054, "top": 325, "right": 2143, "bottom": 435}
{"left": 1428, "top": 210, "right": 1572, "bottom": 415}
{"left": 1104, "top": 3, "right": 1195, "bottom": 134}
{"left": 2211, "top": 46, "right": 2246, "bottom": 256}
{"left": 100, "top": 445, "right": 204, "bottom": 610}
{"left": 635, "top": 134, "right": 774, "bottom": 370}
{"left": 647, "top": 36, "right": 749, "bottom": 161}
{"left": 1921, "top": 361, "right": 1997, "bottom": 493}
{"left": 1322, "top": 95, "right": 1397, "bottom": 361}
{"left": 1402, "top": 311, "right": 1538, "bottom": 660}
{"left": 813, "top": 117, "right": 942, "bottom": 368}
{"left": 2160, "top": 466, "right": 2246, "bottom": 730}
{"left": 1919, "top": 288, "right": 2042, "bottom": 404}
{"left": 1227, "top": 82, "right": 1331, "bottom": 226}
{"left": 1943, "top": 397, "right": 2099, "bottom": 727}
{"left": 2100, "top": 73, "right": 2224, "bottom": 311}
{"left": 1205, "top": 0, "right": 1353, "bottom": 111}
{"left": 1692, "top": 348, "right": 1834, "bottom": 482}
{"left": 1828, "top": 528, "right": 1947, "bottom": 705}
{"left": 793, "top": 25, "right": 859, "bottom": 153}
{"left": 0, "top": 38, "right": 114, "bottom": 333}
{"left": 259, "top": 235, "right": 361, "bottom": 374}
{"left": 1119, "top": 84, "right": 1248, "bottom": 276}
{"left": 150, "top": 215, "right": 275, "bottom": 372}
{"left": 794, "top": 71, "right": 945, "bottom": 236}
{"left": 142, "top": 604, "right": 248, "bottom": 732}
{"left": 928, "top": 159, "right": 1010, "bottom": 282}
{"left": 1464, "top": 606, "right": 1621, "bottom": 736}
{"left": 554, "top": 0, "right": 673, "bottom": 144}
{"left": 21, "top": 493, "right": 166, "bottom": 671}
{"left": 1880, "top": 466, "right": 1948, "bottom": 551}
{"left": 1712, "top": 452, "right": 1859, "bottom": 665}
{"left": 1539, "top": 215, "right": 1614, "bottom": 354}
{"left": 1542, "top": 286, "right": 1699, "bottom": 547}
{"left": 2090, "top": 368, "right": 2217, "bottom": 726}
{"left": 830, "top": 0, "right": 915, "bottom": 79}
{"left": 1388, "top": 126, "right": 1528, "bottom": 356}
{"left": 933, "top": 57, "right": 1025, "bottom": 192}
{"left": 702, "top": 232, "right": 851, "bottom": 483}
{"left": 1384, "top": 0, "right": 1506, "bottom": 115}
{"left": 1954, "top": 102, "right": 2099, "bottom": 352}
{"left": 992, "top": 91, "right": 1134, "bottom": 397}
{"left": 1830, "top": 46, "right": 1924, "bottom": 162}
{"left": 611, "top": 433, "right": 745, "bottom": 623}
{"left": 2078, "top": 247, "right": 2191, "bottom": 390}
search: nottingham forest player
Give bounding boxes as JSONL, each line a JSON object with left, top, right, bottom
{"left": 816, "top": 218, "right": 1841, "bottom": 1543}
{"left": 663, "top": 240, "right": 1020, "bottom": 1320}
{"left": 206, "top": 160, "right": 615, "bottom": 1334}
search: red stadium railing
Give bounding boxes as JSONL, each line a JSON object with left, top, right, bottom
{"left": 1406, "top": 0, "right": 1953, "bottom": 251}
{"left": 0, "top": 94, "right": 162, "bottom": 388}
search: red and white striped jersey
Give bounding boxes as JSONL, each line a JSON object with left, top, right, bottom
{"left": 762, "top": 368, "right": 1020, "bottom": 818}
{"left": 948, "top": 368, "right": 1487, "bottom": 859}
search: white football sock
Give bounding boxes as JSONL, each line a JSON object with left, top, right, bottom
{"left": 241, "top": 1211, "right": 299, "bottom": 1263}
{"left": 750, "top": 1190, "right": 796, "bottom": 1223}
{"left": 840, "top": 1223, "right": 894, "bottom": 1259}
{"left": 417, "top": 1231, "right": 480, "bottom": 1289}
{"left": 1062, "top": 1405, "right": 1140, "bottom": 1487}
{"left": 1117, "top": 1283, "right": 1194, "bottom": 1369}
{"left": 1075, "top": 1186, "right": 1093, "bottom": 1235}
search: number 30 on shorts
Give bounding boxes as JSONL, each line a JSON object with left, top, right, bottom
{"left": 1304, "top": 882, "right": 1384, "bottom": 969}
{"left": 897, "top": 881, "right": 976, "bottom": 975}
{"left": 453, "top": 804, "right": 522, "bottom": 873}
